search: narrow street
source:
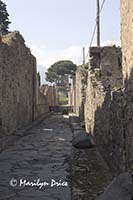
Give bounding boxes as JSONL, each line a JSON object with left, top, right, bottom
{"left": 0, "top": 115, "right": 72, "bottom": 200}
{"left": 0, "top": 114, "right": 112, "bottom": 200}
{"left": 0, "top": 0, "right": 132, "bottom": 199}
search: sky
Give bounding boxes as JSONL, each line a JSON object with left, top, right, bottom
{"left": 4, "top": 0, "right": 120, "bottom": 83}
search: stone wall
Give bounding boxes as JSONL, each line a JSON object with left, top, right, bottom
{"left": 35, "top": 90, "right": 49, "bottom": 119}
{"left": 68, "top": 77, "right": 76, "bottom": 111}
{"left": 117, "top": 0, "right": 133, "bottom": 172}
{"left": 121, "top": 0, "right": 133, "bottom": 170}
{"left": 0, "top": 32, "right": 36, "bottom": 137}
{"left": 121, "top": 0, "right": 133, "bottom": 86}
{"left": 84, "top": 2, "right": 133, "bottom": 175}
{"left": 84, "top": 46, "right": 125, "bottom": 174}
{"left": 40, "top": 85, "right": 59, "bottom": 107}
{"left": 72, "top": 67, "right": 87, "bottom": 121}
{"left": 0, "top": 31, "right": 49, "bottom": 141}
{"left": 68, "top": 68, "right": 87, "bottom": 121}
{"left": 35, "top": 77, "right": 49, "bottom": 119}
{"left": 85, "top": 46, "right": 122, "bottom": 134}
{"left": 96, "top": 0, "right": 133, "bottom": 174}
{"left": 69, "top": 1, "right": 133, "bottom": 175}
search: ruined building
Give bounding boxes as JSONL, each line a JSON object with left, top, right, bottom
{"left": 69, "top": 0, "right": 133, "bottom": 175}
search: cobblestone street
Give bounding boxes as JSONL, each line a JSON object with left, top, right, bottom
{"left": 0, "top": 115, "right": 72, "bottom": 200}
{"left": 0, "top": 0, "right": 132, "bottom": 199}
{"left": 0, "top": 114, "right": 113, "bottom": 200}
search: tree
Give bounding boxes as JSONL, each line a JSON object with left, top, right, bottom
{"left": 45, "top": 60, "right": 77, "bottom": 86}
{"left": 0, "top": 0, "right": 11, "bottom": 34}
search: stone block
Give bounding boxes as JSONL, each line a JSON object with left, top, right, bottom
{"left": 72, "top": 131, "right": 95, "bottom": 149}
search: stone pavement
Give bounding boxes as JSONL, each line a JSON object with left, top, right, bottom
{"left": 0, "top": 115, "right": 72, "bottom": 200}
{"left": 0, "top": 114, "right": 113, "bottom": 200}
{"left": 71, "top": 147, "right": 113, "bottom": 200}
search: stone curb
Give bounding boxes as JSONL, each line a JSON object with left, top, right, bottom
{"left": 69, "top": 114, "right": 95, "bottom": 149}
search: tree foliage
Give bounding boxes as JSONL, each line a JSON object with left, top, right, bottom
{"left": 45, "top": 60, "right": 77, "bottom": 86}
{"left": 0, "top": 0, "right": 11, "bottom": 34}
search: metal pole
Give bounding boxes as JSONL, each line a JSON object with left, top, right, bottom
{"left": 97, "top": 0, "right": 100, "bottom": 47}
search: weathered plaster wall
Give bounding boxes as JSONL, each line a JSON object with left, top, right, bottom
{"left": 0, "top": 31, "right": 49, "bottom": 143}
{"left": 0, "top": 32, "right": 37, "bottom": 137}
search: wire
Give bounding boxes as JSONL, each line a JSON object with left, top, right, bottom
{"left": 89, "top": 0, "right": 106, "bottom": 48}
{"left": 100, "top": 0, "right": 106, "bottom": 12}
{"left": 78, "top": 0, "right": 106, "bottom": 66}
{"left": 85, "top": 47, "right": 90, "bottom": 61}
{"left": 83, "top": 0, "right": 106, "bottom": 65}
{"left": 89, "top": 23, "right": 97, "bottom": 48}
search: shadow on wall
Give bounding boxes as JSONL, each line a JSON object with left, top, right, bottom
{"left": 93, "top": 68, "right": 133, "bottom": 175}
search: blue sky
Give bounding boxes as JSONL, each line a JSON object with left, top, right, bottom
{"left": 4, "top": 0, "right": 120, "bottom": 82}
